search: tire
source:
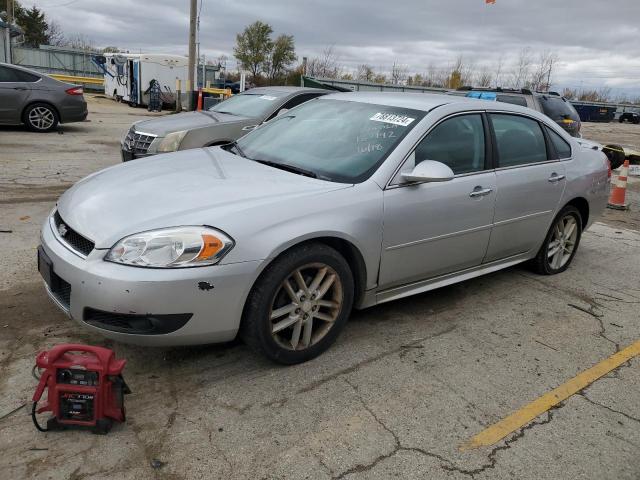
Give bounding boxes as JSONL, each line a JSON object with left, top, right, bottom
{"left": 23, "top": 103, "right": 59, "bottom": 132}
{"left": 241, "top": 243, "right": 354, "bottom": 364}
{"left": 531, "top": 205, "right": 582, "bottom": 275}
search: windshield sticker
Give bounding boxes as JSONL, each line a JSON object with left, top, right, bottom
{"left": 259, "top": 95, "right": 278, "bottom": 101}
{"left": 370, "top": 112, "right": 415, "bottom": 127}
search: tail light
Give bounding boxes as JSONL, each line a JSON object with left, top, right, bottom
{"left": 65, "top": 86, "right": 83, "bottom": 96}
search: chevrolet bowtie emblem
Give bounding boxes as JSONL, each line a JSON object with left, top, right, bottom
{"left": 58, "top": 223, "right": 68, "bottom": 237}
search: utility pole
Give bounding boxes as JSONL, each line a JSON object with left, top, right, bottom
{"left": 188, "top": 0, "right": 197, "bottom": 110}
{"left": 5, "top": 0, "right": 13, "bottom": 63}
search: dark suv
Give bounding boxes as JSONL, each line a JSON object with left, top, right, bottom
{"left": 459, "top": 87, "right": 582, "bottom": 137}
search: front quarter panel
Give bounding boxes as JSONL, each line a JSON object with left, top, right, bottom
{"left": 219, "top": 181, "right": 384, "bottom": 290}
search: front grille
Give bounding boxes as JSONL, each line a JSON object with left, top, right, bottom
{"left": 122, "top": 129, "right": 156, "bottom": 155}
{"left": 53, "top": 211, "right": 95, "bottom": 257}
{"left": 50, "top": 272, "right": 71, "bottom": 310}
{"left": 83, "top": 308, "right": 193, "bottom": 335}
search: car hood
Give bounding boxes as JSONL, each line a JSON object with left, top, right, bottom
{"left": 56, "top": 148, "right": 350, "bottom": 249}
{"left": 132, "top": 111, "right": 253, "bottom": 137}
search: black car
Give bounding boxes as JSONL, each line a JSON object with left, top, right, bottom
{"left": 619, "top": 111, "right": 640, "bottom": 124}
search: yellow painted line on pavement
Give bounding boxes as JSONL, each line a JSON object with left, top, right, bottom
{"left": 459, "top": 339, "right": 640, "bottom": 451}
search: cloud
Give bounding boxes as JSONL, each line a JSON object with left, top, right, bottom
{"left": 40, "top": 0, "right": 640, "bottom": 95}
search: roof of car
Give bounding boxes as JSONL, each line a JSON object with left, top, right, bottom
{"left": 320, "top": 91, "right": 491, "bottom": 112}
{"left": 244, "top": 86, "right": 327, "bottom": 95}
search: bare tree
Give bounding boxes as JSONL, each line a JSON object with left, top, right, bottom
{"left": 373, "top": 72, "right": 387, "bottom": 84}
{"left": 475, "top": 65, "right": 493, "bottom": 87}
{"left": 510, "top": 48, "right": 532, "bottom": 89}
{"left": 528, "top": 50, "right": 558, "bottom": 91}
{"left": 46, "top": 19, "right": 65, "bottom": 46}
{"left": 306, "top": 45, "right": 341, "bottom": 78}
{"left": 444, "top": 55, "right": 473, "bottom": 89}
{"left": 390, "top": 61, "right": 408, "bottom": 85}
{"left": 494, "top": 53, "right": 505, "bottom": 87}
{"left": 357, "top": 64, "right": 375, "bottom": 82}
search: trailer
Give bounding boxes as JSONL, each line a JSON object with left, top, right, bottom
{"left": 99, "top": 53, "right": 189, "bottom": 107}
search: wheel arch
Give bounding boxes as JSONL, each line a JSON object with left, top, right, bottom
{"left": 245, "top": 235, "right": 369, "bottom": 313}
{"left": 564, "top": 197, "right": 589, "bottom": 227}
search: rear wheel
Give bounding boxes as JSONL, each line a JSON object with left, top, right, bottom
{"left": 241, "top": 243, "right": 354, "bottom": 364}
{"left": 531, "top": 206, "right": 582, "bottom": 275}
{"left": 24, "top": 103, "right": 59, "bottom": 132}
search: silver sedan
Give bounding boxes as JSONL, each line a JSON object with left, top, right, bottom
{"left": 39, "top": 93, "right": 610, "bottom": 364}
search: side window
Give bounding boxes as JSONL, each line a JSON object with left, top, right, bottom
{"left": 13, "top": 69, "right": 40, "bottom": 82}
{"left": 0, "top": 66, "right": 18, "bottom": 82}
{"left": 545, "top": 126, "right": 572, "bottom": 159}
{"left": 491, "top": 114, "right": 549, "bottom": 167}
{"left": 413, "top": 114, "right": 486, "bottom": 175}
{"left": 496, "top": 95, "right": 528, "bottom": 107}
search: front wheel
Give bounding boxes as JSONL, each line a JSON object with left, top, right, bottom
{"left": 531, "top": 206, "right": 582, "bottom": 275}
{"left": 241, "top": 243, "right": 354, "bottom": 364}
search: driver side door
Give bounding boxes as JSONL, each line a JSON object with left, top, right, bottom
{"left": 379, "top": 113, "right": 497, "bottom": 289}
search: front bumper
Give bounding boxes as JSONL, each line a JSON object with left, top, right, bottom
{"left": 40, "top": 218, "right": 261, "bottom": 346}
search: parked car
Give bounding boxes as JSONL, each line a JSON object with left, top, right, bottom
{"left": 459, "top": 87, "right": 582, "bottom": 137}
{"left": 618, "top": 111, "right": 640, "bottom": 124}
{"left": 0, "top": 62, "right": 87, "bottom": 132}
{"left": 40, "top": 93, "right": 609, "bottom": 364}
{"left": 121, "top": 86, "right": 328, "bottom": 161}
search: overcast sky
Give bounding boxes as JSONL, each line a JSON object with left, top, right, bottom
{"left": 35, "top": 0, "right": 640, "bottom": 97}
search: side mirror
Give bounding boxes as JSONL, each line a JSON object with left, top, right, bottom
{"left": 401, "top": 160, "right": 454, "bottom": 183}
{"left": 276, "top": 108, "right": 289, "bottom": 117}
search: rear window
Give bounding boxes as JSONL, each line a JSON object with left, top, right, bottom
{"left": 496, "top": 95, "right": 528, "bottom": 107}
{"left": 539, "top": 96, "right": 579, "bottom": 121}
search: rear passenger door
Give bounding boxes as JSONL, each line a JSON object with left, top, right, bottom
{"left": 0, "top": 65, "right": 34, "bottom": 124}
{"left": 484, "top": 113, "right": 567, "bottom": 262}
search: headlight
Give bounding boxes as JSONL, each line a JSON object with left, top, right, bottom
{"left": 105, "top": 226, "right": 234, "bottom": 268}
{"left": 156, "top": 130, "right": 188, "bottom": 152}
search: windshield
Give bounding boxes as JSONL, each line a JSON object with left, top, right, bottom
{"left": 235, "top": 99, "right": 425, "bottom": 183}
{"left": 539, "top": 96, "right": 580, "bottom": 121}
{"left": 210, "top": 92, "right": 286, "bottom": 118}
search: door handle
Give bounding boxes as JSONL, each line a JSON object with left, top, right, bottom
{"left": 548, "top": 174, "right": 566, "bottom": 183}
{"left": 241, "top": 125, "right": 257, "bottom": 131}
{"left": 469, "top": 187, "right": 493, "bottom": 198}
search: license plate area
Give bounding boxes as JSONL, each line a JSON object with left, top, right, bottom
{"left": 38, "top": 246, "right": 58, "bottom": 290}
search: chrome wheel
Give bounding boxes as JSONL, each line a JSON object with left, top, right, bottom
{"left": 270, "top": 263, "right": 343, "bottom": 351}
{"left": 28, "top": 106, "right": 55, "bottom": 130}
{"left": 547, "top": 214, "right": 578, "bottom": 269}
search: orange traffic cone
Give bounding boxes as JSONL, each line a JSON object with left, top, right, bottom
{"left": 607, "top": 158, "right": 630, "bottom": 210}
{"left": 196, "top": 89, "right": 203, "bottom": 111}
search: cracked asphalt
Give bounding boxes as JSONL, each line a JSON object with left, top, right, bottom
{"left": 1, "top": 98, "right": 640, "bottom": 479}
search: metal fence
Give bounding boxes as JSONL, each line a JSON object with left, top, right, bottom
{"left": 303, "top": 76, "right": 449, "bottom": 94}
{"left": 12, "top": 45, "right": 102, "bottom": 77}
